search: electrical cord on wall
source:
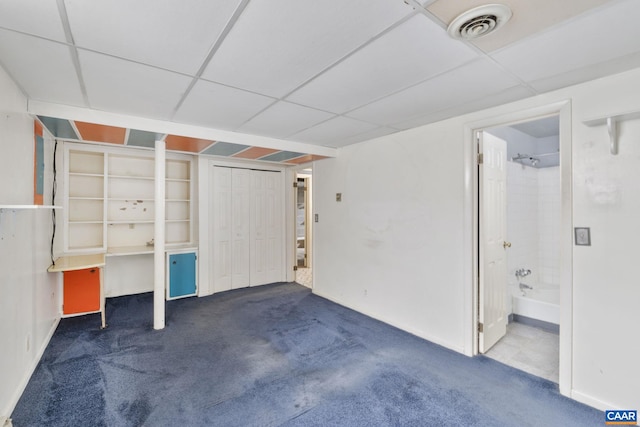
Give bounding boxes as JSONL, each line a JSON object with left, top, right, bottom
{"left": 50, "top": 139, "right": 58, "bottom": 266}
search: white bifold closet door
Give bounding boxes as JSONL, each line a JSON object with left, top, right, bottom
{"left": 211, "top": 165, "right": 282, "bottom": 292}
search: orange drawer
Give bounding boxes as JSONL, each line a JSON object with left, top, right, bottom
{"left": 63, "top": 268, "right": 100, "bottom": 315}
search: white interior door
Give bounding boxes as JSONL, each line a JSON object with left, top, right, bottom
{"left": 264, "top": 171, "right": 282, "bottom": 284}
{"left": 250, "top": 170, "right": 267, "bottom": 286}
{"left": 211, "top": 166, "right": 232, "bottom": 292}
{"left": 479, "top": 131, "right": 509, "bottom": 353}
{"left": 231, "top": 168, "right": 251, "bottom": 288}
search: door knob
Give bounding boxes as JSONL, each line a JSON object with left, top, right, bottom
{"left": 503, "top": 241, "right": 512, "bottom": 249}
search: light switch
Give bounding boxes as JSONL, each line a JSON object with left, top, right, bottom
{"left": 574, "top": 227, "right": 591, "bottom": 246}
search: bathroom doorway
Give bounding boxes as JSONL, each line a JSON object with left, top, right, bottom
{"left": 295, "top": 168, "right": 312, "bottom": 288}
{"left": 478, "top": 115, "right": 562, "bottom": 383}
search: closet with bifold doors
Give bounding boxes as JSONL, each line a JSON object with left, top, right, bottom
{"left": 210, "top": 165, "right": 284, "bottom": 292}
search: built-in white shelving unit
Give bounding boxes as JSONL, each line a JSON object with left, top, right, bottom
{"left": 64, "top": 144, "right": 194, "bottom": 254}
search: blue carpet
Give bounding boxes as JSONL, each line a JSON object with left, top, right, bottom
{"left": 12, "top": 282, "right": 602, "bottom": 426}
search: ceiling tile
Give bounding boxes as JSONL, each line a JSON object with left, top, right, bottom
{"left": 127, "top": 129, "right": 161, "bottom": 148}
{"left": 391, "top": 85, "right": 535, "bottom": 130}
{"left": 202, "top": 142, "right": 250, "bottom": 157}
{"left": 0, "top": 0, "right": 66, "bottom": 42}
{"left": 65, "top": 0, "right": 244, "bottom": 75}
{"left": 238, "top": 102, "right": 334, "bottom": 139}
{"left": 285, "top": 154, "right": 329, "bottom": 165}
{"left": 287, "top": 15, "right": 477, "bottom": 113}
{"left": 527, "top": 51, "right": 640, "bottom": 94}
{"left": 0, "top": 30, "right": 84, "bottom": 105}
{"left": 426, "top": 0, "right": 611, "bottom": 52}
{"left": 173, "top": 79, "right": 276, "bottom": 130}
{"left": 79, "top": 50, "right": 192, "bottom": 120}
{"left": 201, "top": 0, "right": 413, "bottom": 98}
{"left": 165, "top": 135, "right": 214, "bottom": 153}
{"left": 233, "top": 147, "right": 279, "bottom": 160}
{"left": 75, "top": 121, "right": 126, "bottom": 144}
{"left": 290, "top": 116, "right": 378, "bottom": 146}
{"left": 329, "top": 127, "right": 399, "bottom": 148}
{"left": 259, "top": 151, "right": 305, "bottom": 162}
{"left": 347, "top": 58, "right": 522, "bottom": 126}
{"left": 491, "top": 0, "right": 640, "bottom": 84}
{"left": 38, "top": 116, "right": 78, "bottom": 139}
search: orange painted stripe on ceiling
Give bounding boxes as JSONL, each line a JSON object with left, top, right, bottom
{"left": 285, "top": 154, "right": 329, "bottom": 164}
{"left": 75, "top": 121, "right": 126, "bottom": 144}
{"left": 233, "top": 146, "right": 279, "bottom": 160}
{"left": 165, "top": 135, "right": 214, "bottom": 153}
{"left": 34, "top": 120, "right": 43, "bottom": 137}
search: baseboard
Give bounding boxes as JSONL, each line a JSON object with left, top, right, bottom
{"left": 512, "top": 314, "right": 559, "bottom": 334}
{"left": 312, "top": 289, "right": 466, "bottom": 355}
{"left": 571, "top": 389, "right": 616, "bottom": 411}
{"left": 4, "top": 317, "right": 60, "bottom": 418}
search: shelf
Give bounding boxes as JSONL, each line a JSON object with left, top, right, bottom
{"left": 0, "top": 205, "right": 62, "bottom": 210}
{"left": 65, "top": 144, "right": 193, "bottom": 251}
{"left": 69, "top": 172, "right": 104, "bottom": 178}
{"left": 107, "top": 220, "right": 155, "bottom": 224}
{"left": 583, "top": 109, "right": 640, "bottom": 155}
{"left": 109, "top": 174, "right": 154, "bottom": 180}
{"left": 108, "top": 198, "right": 154, "bottom": 202}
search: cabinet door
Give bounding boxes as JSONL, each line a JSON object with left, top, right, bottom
{"left": 168, "top": 252, "right": 197, "bottom": 299}
{"left": 63, "top": 268, "right": 101, "bottom": 314}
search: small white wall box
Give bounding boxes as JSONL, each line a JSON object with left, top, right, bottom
{"left": 574, "top": 227, "right": 591, "bottom": 246}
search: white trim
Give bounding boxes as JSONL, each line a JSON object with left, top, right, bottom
{"left": 571, "top": 390, "right": 616, "bottom": 412}
{"left": 28, "top": 100, "right": 337, "bottom": 158}
{"left": 464, "top": 100, "right": 573, "bottom": 397}
{"left": 153, "top": 140, "right": 166, "bottom": 330}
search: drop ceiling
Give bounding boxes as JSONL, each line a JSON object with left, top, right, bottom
{"left": 1, "top": 0, "right": 639, "bottom": 158}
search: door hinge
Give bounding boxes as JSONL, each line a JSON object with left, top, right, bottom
{"left": 293, "top": 182, "right": 298, "bottom": 188}
{"left": 478, "top": 322, "right": 484, "bottom": 333}
{"left": 477, "top": 153, "right": 484, "bottom": 164}
{"left": 293, "top": 266, "right": 298, "bottom": 271}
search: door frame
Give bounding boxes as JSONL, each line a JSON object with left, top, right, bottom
{"left": 290, "top": 164, "right": 314, "bottom": 287}
{"left": 464, "top": 100, "right": 573, "bottom": 397}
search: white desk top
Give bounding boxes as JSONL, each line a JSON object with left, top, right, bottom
{"left": 48, "top": 253, "right": 106, "bottom": 272}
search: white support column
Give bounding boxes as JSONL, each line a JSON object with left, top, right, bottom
{"left": 154, "top": 139, "right": 166, "bottom": 330}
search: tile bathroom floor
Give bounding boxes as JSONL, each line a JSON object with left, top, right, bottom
{"left": 485, "top": 322, "right": 559, "bottom": 383}
{"left": 295, "top": 267, "right": 312, "bottom": 288}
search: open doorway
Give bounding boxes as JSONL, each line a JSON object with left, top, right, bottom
{"left": 295, "top": 168, "right": 312, "bottom": 288}
{"left": 477, "top": 115, "right": 562, "bottom": 383}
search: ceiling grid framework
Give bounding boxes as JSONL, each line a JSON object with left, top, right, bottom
{"left": 0, "top": 0, "right": 638, "bottom": 159}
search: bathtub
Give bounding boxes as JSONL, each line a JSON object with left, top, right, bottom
{"left": 511, "top": 284, "right": 560, "bottom": 325}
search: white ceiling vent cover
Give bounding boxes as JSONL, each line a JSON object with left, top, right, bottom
{"left": 447, "top": 4, "right": 512, "bottom": 40}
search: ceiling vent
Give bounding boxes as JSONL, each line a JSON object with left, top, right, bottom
{"left": 447, "top": 4, "right": 512, "bottom": 40}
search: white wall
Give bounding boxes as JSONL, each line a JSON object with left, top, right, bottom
{"left": 505, "top": 162, "right": 561, "bottom": 293}
{"left": 313, "top": 67, "right": 640, "bottom": 410}
{"left": 0, "top": 66, "right": 60, "bottom": 417}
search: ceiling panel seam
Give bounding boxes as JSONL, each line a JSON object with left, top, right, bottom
{"left": 169, "top": 0, "right": 252, "bottom": 121}
{"left": 233, "top": 11, "right": 419, "bottom": 132}
{"left": 56, "top": 0, "right": 90, "bottom": 107}
{"left": 279, "top": 11, "right": 419, "bottom": 103}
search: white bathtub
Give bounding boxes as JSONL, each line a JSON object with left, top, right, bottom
{"left": 512, "top": 284, "right": 560, "bottom": 325}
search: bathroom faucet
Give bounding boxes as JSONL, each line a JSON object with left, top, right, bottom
{"left": 515, "top": 268, "right": 531, "bottom": 279}
{"left": 519, "top": 282, "right": 533, "bottom": 291}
